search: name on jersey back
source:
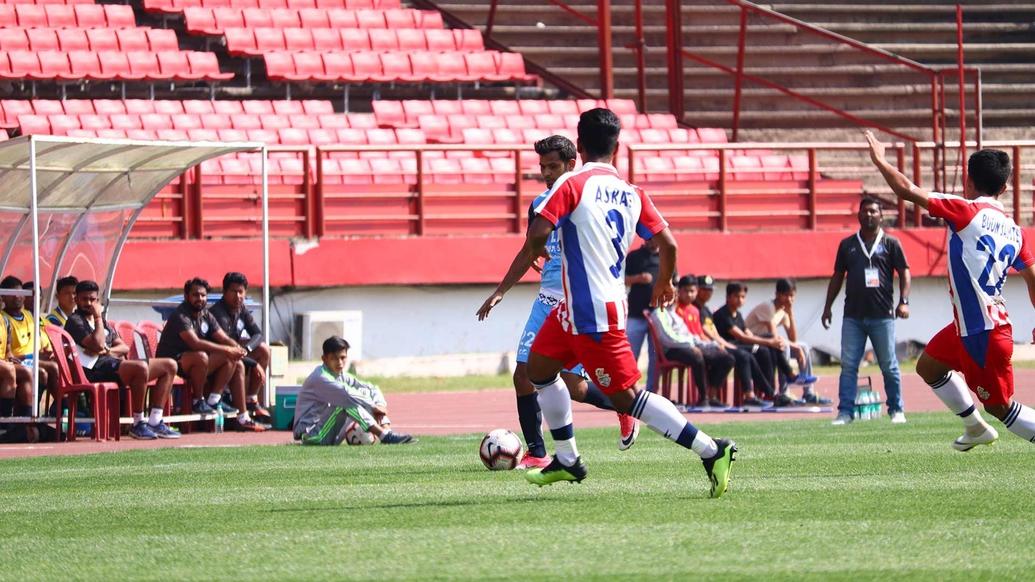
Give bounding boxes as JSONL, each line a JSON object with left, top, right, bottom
{"left": 980, "top": 212, "right": 1022, "bottom": 244}
{"left": 596, "top": 188, "right": 632, "bottom": 208}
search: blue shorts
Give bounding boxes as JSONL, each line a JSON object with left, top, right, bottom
{"left": 516, "top": 294, "right": 585, "bottom": 378}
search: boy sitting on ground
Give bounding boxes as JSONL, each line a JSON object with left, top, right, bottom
{"left": 294, "top": 336, "right": 414, "bottom": 446}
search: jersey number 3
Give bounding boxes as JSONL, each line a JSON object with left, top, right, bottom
{"left": 976, "top": 234, "right": 1016, "bottom": 295}
{"left": 605, "top": 209, "right": 626, "bottom": 278}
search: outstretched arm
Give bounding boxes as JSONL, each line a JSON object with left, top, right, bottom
{"left": 864, "top": 130, "right": 930, "bottom": 209}
{"left": 476, "top": 216, "right": 553, "bottom": 321}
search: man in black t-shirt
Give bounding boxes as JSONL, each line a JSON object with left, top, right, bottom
{"left": 712, "top": 282, "right": 797, "bottom": 407}
{"left": 209, "top": 272, "right": 271, "bottom": 425}
{"left": 624, "top": 238, "right": 667, "bottom": 392}
{"left": 822, "top": 197, "right": 911, "bottom": 425}
{"left": 64, "top": 280, "right": 180, "bottom": 440}
{"left": 155, "top": 277, "right": 265, "bottom": 431}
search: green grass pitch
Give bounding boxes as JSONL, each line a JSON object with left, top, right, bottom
{"left": 1, "top": 413, "right": 1033, "bottom": 580}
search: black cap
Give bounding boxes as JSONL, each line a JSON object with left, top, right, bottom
{"left": 696, "top": 275, "right": 715, "bottom": 290}
{"left": 677, "top": 275, "right": 696, "bottom": 288}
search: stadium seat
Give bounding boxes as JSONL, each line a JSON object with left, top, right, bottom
{"left": 184, "top": 7, "right": 217, "bottom": 35}
{"left": 147, "top": 29, "right": 180, "bottom": 52}
{"left": 433, "top": 52, "right": 472, "bottom": 82}
{"left": 187, "top": 128, "right": 219, "bottom": 142}
{"left": 117, "top": 29, "right": 150, "bottom": 53}
{"left": 154, "top": 100, "right": 185, "bottom": 115}
{"left": 213, "top": 7, "right": 245, "bottom": 30}
{"left": 62, "top": 100, "right": 94, "bottom": 116}
{"left": 417, "top": 114, "right": 451, "bottom": 143}
{"left": 298, "top": 8, "right": 329, "bottom": 28}
{"left": 6, "top": 51, "right": 43, "bottom": 81}
{"left": 171, "top": 113, "right": 202, "bottom": 130}
{"left": 110, "top": 114, "right": 143, "bottom": 130}
{"left": 78, "top": 114, "right": 112, "bottom": 132}
{"left": 368, "top": 29, "right": 398, "bottom": 52}
{"left": 270, "top": 8, "right": 301, "bottom": 29}
{"left": 74, "top": 4, "right": 106, "bottom": 28}
{"left": 57, "top": 29, "right": 89, "bottom": 52}
{"left": 224, "top": 29, "right": 256, "bottom": 55}
{"left": 424, "top": 29, "right": 456, "bottom": 52}
{"left": 242, "top": 8, "right": 273, "bottom": 29}
{"left": 302, "top": 100, "right": 333, "bottom": 114}
{"left": 416, "top": 10, "right": 444, "bottom": 29}
{"left": 355, "top": 9, "right": 384, "bottom": 28}
{"left": 697, "top": 127, "right": 728, "bottom": 143}
{"left": 475, "top": 114, "right": 504, "bottom": 130}
{"left": 201, "top": 112, "right": 232, "bottom": 129}
{"left": 284, "top": 28, "right": 313, "bottom": 51}
{"left": 104, "top": 5, "right": 137, "bottom": 29}
{"left": 312, "top": 28, "right": 342, "bottom": 51}
{"left": 15, "top": 5, "right": 47, "bottom": 28}
{"left": 326, "top": 8, "right": 358, "bottom": 29}
{"left": 431, "top": 100, "right": 462, "bottom": 115}
{"left": 86, "top": 29, "right": 119, "bottom": 53}
{"left": 317, "top": 113, "right": 348, "bottom": 129}
{"left": 188, "top": 52, "right": 232, "bottom": 80}
{"left": 335, "top": 127, "right": 366, "bottom": 144}
{"left": 217, "top": 128, "right": 248, "bottom": 142}
{"left": 44, "top": 5, "right": 77, "bottom": 28}
{"left": 454, "top": 29, "right": 484, "bottom": 52}
{"left": 372, "top": 101, "right": 405, "bottom": 128}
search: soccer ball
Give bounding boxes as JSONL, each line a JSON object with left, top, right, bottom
{"left": 479, "top": 429, "right": 523, "bottom": 471}
{"left": 344, "top": 421, "right": 377, "bottom": 446}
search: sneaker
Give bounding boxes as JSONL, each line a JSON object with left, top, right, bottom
{"left": 129, "top": 421, "right": 157, "bottom": 440}
{"left": 617, "top": 413, "right": 639, "bottom": 451}
{"left": 793, "top": 373, "right": 819, "bottom": 386}
{"left": 235, "top": 418, "right": 267, "bottom": 432}
{"left": 526, "top": 456, "right": 587, "bottom": 487}
{"left": 247, "top": 402, "right": 272, "bottom": 423}
{"left": 952, "top": 425, "right": 998, "bottom": 452}
{"left": 890, "top": 411, "right": 907, "bottom": 424}
{"left": 149, "top": 421, "right": 181, "bottom": 439}
{"left": 773, "top": 393, "right": 798, "bottom": 407}
{"left": 743, "top": 396, "right": 766, "bottom": 407}
{"left": 708, "top": 398, "right": 728, "bottom": 408}
{"left": 380, "top": 430, "right": 416, "bottom": 444}
{"left": 516, "top": 453, "right": 551, "bottom": 470}
{"left": 214, "top": 401, "right": 239, "bottom": 415}
{"left": 831, "top": 414, "right": 853, "bottom": 426}
{"left": 802, "top": 391, "right": 832, "bottom": 405}
{"left": 192, "top": 400, "right": 216, "bottom": 415}
{"left": 701, "top": 439, "right": 737, "bottom": 499}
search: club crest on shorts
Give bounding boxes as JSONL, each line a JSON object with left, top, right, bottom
{"left": 977, "top": 385, "right": 990, "bottom": 400}
{"left": 595, "top": 368, "right": 611, "bottom": 387}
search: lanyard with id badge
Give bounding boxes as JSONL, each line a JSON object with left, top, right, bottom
{"left": 857, "top": 230, "right": 884, "bottom": 288}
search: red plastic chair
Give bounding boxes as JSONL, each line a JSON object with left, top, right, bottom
{"left": 74, "top": 4, "right": 106, "bottom": 28}
{"left": 43, "top": 324, "right": 120, "bottom": 442}
{"left": 187, "top": 52, "right": 233, "bottom": 81}
{"left": 26, "top": 29, "right": 58, "bottom": 53}
{"left": 340, "top": 29, "right": 370, "bottom": 51}
{"left": 368, "top": 29, "right": 398, "bottom": 52}
{"left": 424, "top": 29, "right": 456, "bottom": 52}
{"left": 643, "top": 309, "right": 695, "bottom": 405}
{"left": 103, "top": 5, "right": 137, "bottom": 28}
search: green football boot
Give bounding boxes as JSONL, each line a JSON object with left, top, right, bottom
{"left": 525, "top": 456, "right": 587, "bottom": 487}
{"left": 701, "top": 439, "right": 737, "bottom": 499}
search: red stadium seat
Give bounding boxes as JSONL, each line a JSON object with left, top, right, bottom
{"left": 347, "top": 113, "right": 377, "bottom": 129}
{"left": 302, "top": 100, "right": 333, "bottom": 114}
{"left": 365, "top": 128, "right": 396, "bottom": 146}
{"left": 495, "top": 52, "right": 534, "bottom": 81}
{"left": 284, "top": 28, "right": 314, "bottom": 51}
{"left": 246, "top": 128, "right": 278, "bottom": 144}
{"left": 242, "top": 8, "right": 273, "bottom": 29}
{"left": 340, "top": 29, "right": 370, "bottom": 51}
{"left": 0, "top": 30, "right": 29, "bottom": 52}
{"left": 291, "top": 52, "right": 328, "bottom": 80}
{"left": 187, "top": 52, "right": 232, "bottom": 80}
{"left": 217, "top": 128, "right": 248, "bottom": 142}
{"left": 298, "top": 8, "right": 329, "bottom": 28}
{"left": 475, "top": 114, "right": 504, "bottom": 129}
{"left": 0, "top": 6, "right": 15, "bottom": 28}
{"left": 103, "top": 5, "right": 137, "bottom": 29}
{"left": 109, "top": 114, "right": 143, "bottom": 130}
{"left": 696, "top": 127, "right": 728, "bottom": 143}
{"left": 415, "top": 10, "right": 443, "bottom": 29}
{"left": 460, "top": 157, "right": 493, "bottom": 184}
{"left": 154, "top": 100, "right": 186, "bottom": 115}
{"left": 372, "top": 100, "right": 405, "bottom": 128}
{"left": 44, "top": 5, "right": 77, "bottom": 28}
{"left": 335, "top": 127, "right": 366, "bottom": 144}
{"left": 85, "top": 29, "right": 118, "bottom": 53}
{"left": 15, "top": 6, "right": 47, "bottom": 28}
{"left": 37, "top": 51, "right": 75, "bottom": 81}
{"left": 155, "top": 51, "right": 190, "bottom": 80}
{"left": 312, "top": 28, "right": 342, "bottom": 51}
{"left": 213, "top": 7, "right": 245, "bottom": 30}
{"left": 182, "top": 100, "right": 214, "bottom": 114}
{"left": 261, "top": 114, "right": 289, "bottom": 129}
{"left": 428, "top": 157, "right": 462, "bottom": 184}
{"left": 326, "top": 8, "right": 357, "bottom": 29}
{"left": 368, "top": 158, "right": 405, "bottom": 184}
{"left": 394, "top": 128, "right": 425, "bottom": 145}
{"left": 74, "top": 4, "right": 105, "bottom": 28}
{"left": 606, "top": 99, "right": 638, "bottom": 115}
{"left": 7, "top": 51, "right": 42, "bottom": 81}
{"left": 401, "top": 100, "right": 433, "bottom": 126}
{"left": 117, "top": 29, "right": 150, "bottom": 53}
{"left": 26, "top": 29, "right": 58, "bottom": 53}
{"left": 32, "top": 100, "right": 63, "bottom": 116}
{"left": 171, "top": 113, "right": 202, "bottom": 129}
{"left": 65, "top": 51, "right": 108, "bottom": 80}
{"left": 505, "top": 115, "right": 534, "bottom": 130}
{"left": 430, "top": 100, "right": 462, "bottom": 115}
{"left": 348, "top": 52, "right": 381, "bottom": 82}
{"left": 140, "top": 113, "right": 173, "bottom": 130}
{"left": 17, "top": 114, "right": 51, "bottom": 135}
{"left": 126, "top": 52, "right": 162, "bottom": 81}
{"left": 147, "top": 29, "right": 180, "bottom": 52}
{"left": 424, "top": 29, "right": 456, "bottom": 52}
{"left": 57, "top": 29, "right": 89, "bottom": 53}
{"left": 417, "top": 114, "right": 450, "bottom": 143}
{"left": 48, "top": 115, "right": 80, "bottom": 135}
{"left": 368, "top": 29, "right": 398, "bottom": 52}
{"left": 254, "top": 28, "right": 286, "bottom": 52}
{"left": 124, "top": 99, "right": 154, "bottom": 114}
{"left": 317, "top": 113, "right": 348, "bottom": 129}
{"left": 62, "top": 100, "right": 94, "bottom": 116}
{"left": 224, "top": 29, "right": 256, "bottom": 56}
{"left": 184, "top": 7, "right": 217, "bottom": 35}
{"left": 232, "top": 114, "right": 262, "bottom": 130}
{"left": 355, "top": 9, "right": 384, "bottom": 28}
{"left": 187, "top": 128, "right": 219, "bottom": 141}
{"left": 307, "top": 128, "right": 336, "bottom": 144}
{"left": 321, "top": 52, "right": 353, "bottom": 80}
{"left": 93, "top": 100, "right": 126, "bottom": 116}
{"left": 200, "top": 112, "right": 232, "bottom": 129}
{"left": 383, "top": 9, "right": 414, "bottom": 29}
{"left": 278, "top": 127, "right": 308, "bottom": 145}
{"left": 464, "top": 52, "right": 497, "bottom": 81}
{"left": 454, "top": 29, "right": 484, "bottom": 52}
{"left": 432, "top": 52, "right": 471, "bottom": 82}
{"left": 489, "top": 101, "right": 520, "bottom": 116}
{"left": 396, "top": 29, "right": 427, "bottom": 52}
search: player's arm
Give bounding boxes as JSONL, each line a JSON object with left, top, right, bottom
{"left": 865, "top": 130, "right": 930, "bottom": 209}
{"left": 650, "top": 227, "right": 677, "bottom": 308}
{"left": 1020, "top": 265, "right": 1035, "bottom": 312}
{"left": 476, "top": 216, "right": 553, "bottom": 321}
{"left": 108, "top": 332, "right": 131, "bottom": 358}
{"left": 784, "top": 308, "right": 798, "bottom": 343}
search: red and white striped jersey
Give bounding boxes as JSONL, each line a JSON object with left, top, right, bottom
{"left": 928, "top": 192, "right": 1035, "bottom": 337}
{"left": 534, "top": 162, "right": 667, "bottom": 335}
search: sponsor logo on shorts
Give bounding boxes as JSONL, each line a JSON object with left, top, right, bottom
{"left": 977, "top": 385, "right": 990, "bottom": 401}
{"left": 595, "top": 368, "right": 611, "bottom": 388}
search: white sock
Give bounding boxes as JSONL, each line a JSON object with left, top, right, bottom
{"left": 1003, "top": 402, "right": 1035, "bottom": 442}
{"left": 247, "top": 396, "right": 259, "bottom": 404}
{"left": 238, "top": 410, "right": 251, "bottom": 423}
{"left": 206, "top": 393, "right": 222, "bottom": 406}
{"left": 928, "top": 371, "right": 984, "bottom": 427}
{"left": 147, "top": 408, "right": 163, "bottom": 427}
{"left": 631, "top": 390, "right": 718, "bottom": 458}
{"left": 534, "top": 375, "right": 578, "bottom": 465}
{"left": 132, "top": 412, "right": 144, "bottom": 424}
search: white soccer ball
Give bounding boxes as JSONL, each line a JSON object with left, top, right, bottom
{"left": 479, "top": 429, "right": 523, "bottom": 471}
{"left": 344, "top": 421, "right": 378, "bottom": 446}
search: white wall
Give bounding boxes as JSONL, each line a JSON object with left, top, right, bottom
{"left": 109, "top": 276, "right": 1035, "bottom": 363}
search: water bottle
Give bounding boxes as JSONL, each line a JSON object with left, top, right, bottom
{"left": 215, "top": 407, "right": 224, "bottom": 434}
{"left": 853, "top": 393, "right": 862, "bottom": 420}
{"left": 61, "top": 406, "right": 69, "bottom": 435}
{"left": 862, "top": 391, "right": 873, "bottom": 420}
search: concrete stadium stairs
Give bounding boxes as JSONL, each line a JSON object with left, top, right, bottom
{"left": 428, "top": 0, "right": 1035, "bottom": 138}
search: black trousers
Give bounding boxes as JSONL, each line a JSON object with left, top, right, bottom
{"left": 731, "top": 345, "right": 774, "bottom": 396}
{"left": 664, "top": 345, "right": 735, "bottom": 392}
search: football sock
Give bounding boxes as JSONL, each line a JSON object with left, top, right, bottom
{"left": 1003, "top": 402, "right": 1035, "bottom": 442}
{"left": 580, "top": 381, "right": 615, "bottom": 411}
{"left": 147, "top": 408, "right": 163, "bottom": 427}
{"left": 928, "top": 371, "right": 984, "bottom": 427}
{"left": 631, "top": 389, "right": 718, "bottom": 458}
{"left": 533, "top": 375, "right": 578, "bottom": 465}
{"left": 0, "top": 398, "right": 13, "bottom": 417}
{"left": 206, "top": 393, "right": 222, "bottom": 406}
{"left": 515, "top": 392, "right": 546, "bottom": 458}
{"left": 246, "top": 395, "right": 259, "bottom": 404}
{"left": 132, "top": 412, "right": 144, "bottom": 424}
{"left": 238, "top": 410, "right": 252, "bottom": 424}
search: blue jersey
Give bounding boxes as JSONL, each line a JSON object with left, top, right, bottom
{"left": 532, "top": 190, "right": 564, "bottom": 301}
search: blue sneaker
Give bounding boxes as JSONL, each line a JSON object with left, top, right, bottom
{"left": 214, "top": 400, "right": 239, "bottom": 415}
{"left": 130, "top": 422, "right": 157, "bottom": 440}
{"left": 793, "top": 373, "right": 818, "bottom": 386}
{"left": 192, "top": 400, "right": 216, "bottom": 414}
{"left": 149, "top": 421, "right": 181, "bottom": 439}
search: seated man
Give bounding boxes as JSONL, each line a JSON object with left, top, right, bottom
{"left": 155, "top": 277, "right": 265, "bottom": 432}
{"left": 693, "top": 276, "right": 773, "bottom": 407}
{"left": 1, "top": 276, "right": 59, "bottom": 405}
{"left": 46, "top": 276, "right": 78, "bottom": 327}
{"left": 209, "top": 272, "right": 272, "bottom": 426}
{"left": 745, "top": 278, "right": 829, "bottom": 405}
{"left": 63, "top": 280, "right": 181, "bottom": 439}
{"left": 651, "top": 288, "right": 734, "bottom": 408}
{"left": 294, "top": 336, "right": 414, "bottom": 446}
{"left": 672, "top": 275, "right": 738, "bottom": 406}
{"left": 713, "top": 281, "right": 799, "bottom": 407}
{"left": 0, "top": 307, "right": 37, "bottom": 443}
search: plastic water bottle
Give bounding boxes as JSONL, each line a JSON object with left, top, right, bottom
{"left": 61, "top": 406, "right": 69, "bottom": 435}
{"left": 853, "top": 393, "right": 862, "bottom": 420}
{"left": 862, "top": 391, "right": 874, "bottom": 420}
{"left": 215, "top": 407, "right": 224, "bottom": 434}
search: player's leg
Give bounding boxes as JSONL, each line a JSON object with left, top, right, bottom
{"left": 964, "top": 326, "right": 1035, "bottom": 445}
{"left": 917, "top": 323, "right": 996, "bottom": 450}
{"left": 560, "top": 366, "right": 639, "bottom": 451}
{"left": 835, "top": 318, "right": 867, "bottom": 424}
{"left": 513, "top": 301, "right": 550, "bottom": 468}
{"left": 626, "top": 316, "right": 657, "bottom": 391}
{"left": 204, "top": 351, "right": 238, "bottom": 414}
{"left": 115, "top": 359, "right": 156, "bottom": 439}
{"left": 664, "top": 346, "right": 707, "bottom": 405}
{"left": 702, "top": 346, "right": 735, "bottom": 405}
{"left": 180, "top": 351, "right": 212, "bottom": 412}
{"left": 869, "top": 318, "right": 904, "bottom": 420}
{"left": 145, "top": 357, "right": 180, "bottom": 438}
{"left": 730, "top": 347, "right": 762, "bottom": 405}
{"left": 523, "top": 312, "right": 580, "bottom": 485}
{"left": 245, "top": 344, "right": 272, "bottom": 421}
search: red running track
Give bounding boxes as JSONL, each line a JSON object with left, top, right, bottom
{"left": 3, "top": 370, "right": 1034, "bottom": 460}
